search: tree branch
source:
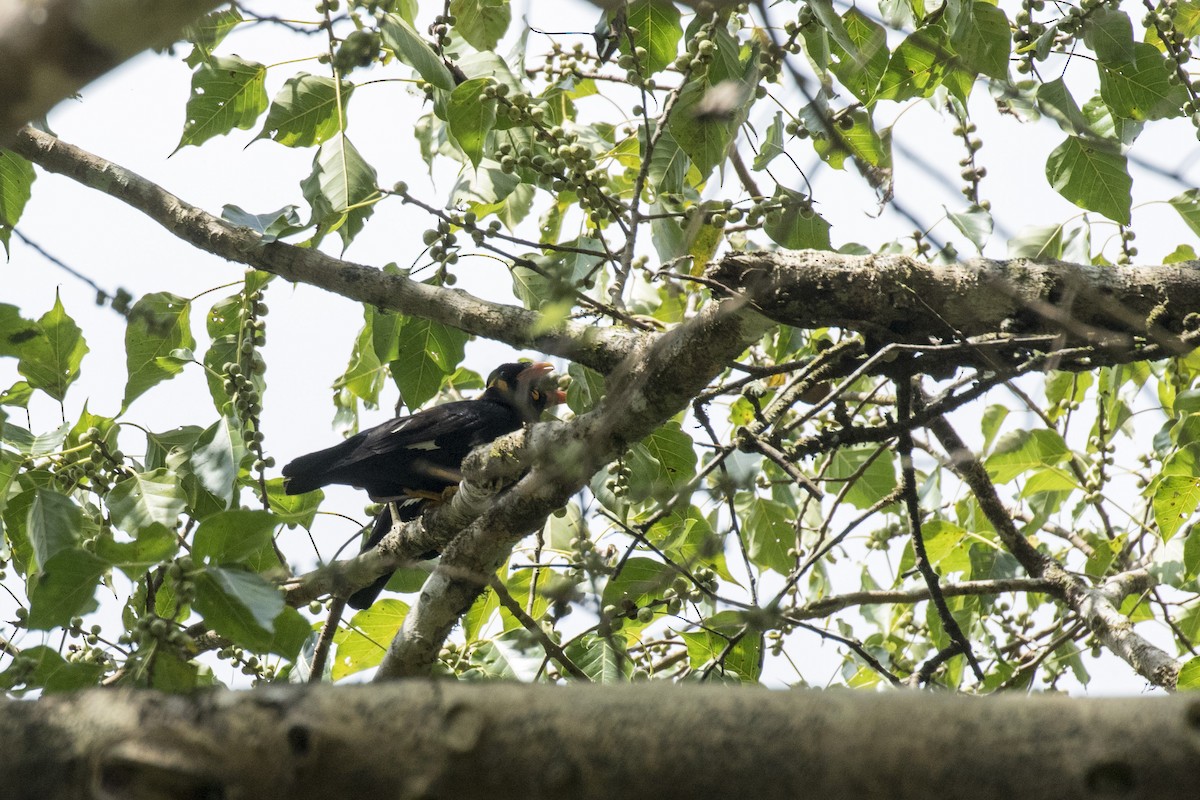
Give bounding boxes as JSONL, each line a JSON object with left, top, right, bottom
{"left": 788, "top": 578, "right": 1057, "bottom": 620}
{"left": 711, "top": 250, "right": 1200, "bottom": 349}
{"left": 8, "top": 127, "right": 643, "bottom": 374}
{"left": 4, "top": 684, "right": 1197, "bottom": 800}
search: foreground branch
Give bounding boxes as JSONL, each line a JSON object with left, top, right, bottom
{"left": 4, "top": 684, "right": 1198, "bottom": 800}
{"left": 0, "top": 0, "right": 221, "bottom": 143}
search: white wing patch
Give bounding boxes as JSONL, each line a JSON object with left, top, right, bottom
{"left": 407, "top": 440, "right": 440, "bottom": 451}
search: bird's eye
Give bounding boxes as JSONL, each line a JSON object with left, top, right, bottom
{"left": 531, "top": 390, "right": 541, "bottom": 401}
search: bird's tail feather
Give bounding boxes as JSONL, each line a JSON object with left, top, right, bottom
{"left": 281, "top": 436, "right": 362, "bottom": 495}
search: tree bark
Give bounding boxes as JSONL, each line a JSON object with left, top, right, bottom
{"left": 2, "top": 684, "right": 1197, "bottom": 800}
{"left": 0, "top": 0, "right": 221, "bottom": 144}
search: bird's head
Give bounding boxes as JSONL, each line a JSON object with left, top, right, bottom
{"left": 485, "top": 361, "right": 567, "bottom": 422}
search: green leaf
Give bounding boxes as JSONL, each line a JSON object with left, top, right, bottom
{"left": 390, "top": 316, "right": 469, "bottom": 408}
{"left": 95, "top": 522, "right": 178, "bottom": 575}
{"left": 380, "top": 14, "right": 455, "bottom": 91}
{"left": 1007, "top": 223, "right": 1063, "bottom": 259}
{"left": 1169, "top": 189, "right": 1200, "bottom": 238}
{"left": 829, "top": 8, "right": 889, "bottom": 103}
{"left": 107, "top": 469, "right": 187, "bottom": 535}
{"left": 1165, "top": 243, "right": 1198, "bottom": 264}
{"left": 265, "top": 478, "right": 322, "bottom": 528}
{"left": 1045, "top": 136, "right": 1131, "bottom": 225}
{"left": 177, "top": 55, "right": 268, "bottom": 150}
{"left": 263, "top": 606, "right": 312, "bottom": 661}
{"left": 27, "top": 489, "right": 81, "bottom": 570}
{"left": 193, "top": 566, "right": 285, "bottom": 648}
{"left": 753, "top": 113, "right": 786, "bottom": 171}
{"left": 333, "top": 599, "right": 410, "bottom": 680}
{"left": 744, "top": 498, "right": 796, "bottom": 574}
{"left": 1097, "top": 42, "right": 1187, "bottom": 121}
{"left": 0, "top": 304, "right": 42, "bottom": 359}
{"left": 27, "top": 548, "right": 106, "bottom": 630}
{"left": 335, "top": 310, "right": 387, "bottom": 414}
{"left": 668, "top": 81, "right": 736, "bottom": 178}
{"left": 603, "top": 557, "right": 674, "bottom": 611}
{"left": 651, "top": 505, "right": 734, "bottom": 582}
{"left": 449, "top": 0, "right": 511, "bottom": 52}
{"left": 1036, "top": 78, "right": 1095, "bottom": 138}
{"left": 446, "top": 78, "right": 498, "bottom": 169}
{"left": 826, "top": 445, "right": 899, "bottom": 510}
{"left": 812, "top": 108, "right": 892, "bottom": 175}
{"left": 878, "top": 29, "right": 945, "bottom": 101}
{"left": 256, "top": 73, "right": 352, "bottom": 147}
{"left": 623, "top": 0, "right": 682, "bottom": 76}
{"left": 951, "top": 1, "right": 1010, "bottom": 80}
{"left": 2, "top": 645, "right": 106, "bottom": 693}
{"left": 1083, "top": 6, "right": 1135, "bottom": 66}
{"left": 809, "top": 0, "right": 860, "bottom": 62}
{"left": 646, "top": 127, "right": 690, "bottom": 195}
{"left": 764, "top": 188, "right": 833, "bottom": 250}
{"left": 1178, "top": 657, "right": 1200, "bottom": 690}
{"left": 183, "top": 6, "right": 244, "bottom": 68}
{"left": 221, "top": 204, "right": 305, "bottom": 243}
{"left": 644, "top": 424, "right": 698, "bottom": 492}
{"left": 186, "top": 417, "right": 244, "bottom": 509}
{"left": 300, "top": 133, "right": 379, "bottom": 248}
{"left": 945, "top": 204, "right": 993, "bottom": 251}
{"left": 985, "top": 429, "right": 1071, "bottom": 483}
{"left": 122, "top": 292, "right": 196, "bottom": 409}
{"left": 1081, "top": 93, "right": 1143, "bottom": 145}
{"left": 1154, "top": 475, "right": 1200, "bottom": 541}
{"left": 564, "top": 634, "right": 632, "bottom": 683}
{"left": 146, "top": 649, "right": 201, "bottom": 693}
{"left": 0, "top": 151, "right": 34, "bottom": 255}
{"left": 193, "top": 509, "right": 279, "bottom": 565}
{"left": 680, "top": 610, "right": 761, "bottom": 681}
{"left": 17, "top": 293, "right": 88, "bottom": 402}
{"left": 1185, "top": 525, "right": 1200, "bottom": 580}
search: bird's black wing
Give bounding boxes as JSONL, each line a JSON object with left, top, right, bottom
{"left": 282, "top": 398, "right": 521, "bottom": 498}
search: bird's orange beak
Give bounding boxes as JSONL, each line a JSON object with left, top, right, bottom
{"left": 520, "top": 361, "right": 567, "bottom": 405}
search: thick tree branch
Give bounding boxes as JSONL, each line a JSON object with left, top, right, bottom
{"left": 4, "top": 684, "right": 1198, "bottom": 800}
{"left": 711, "top": 250, "right": 1200, "bottom": 348}
{"left": 8, "top": 127, "right": 643, "bottom": 374}
{"left": 0, "top": 0, "right": 221, "bottom": 144}
{"left": 376, "top": 299, "right": 771, "bottom": 678}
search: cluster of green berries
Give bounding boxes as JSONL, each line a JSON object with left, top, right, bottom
{"left": 540, "top": 41, "right": 599, "bottom": 83}
{"left": 568, "top": 535, "right": 615, "bottom": 581}
{"left": 953, "top": 120, "right": 990, "bottom": 209}
{"left": 47, "top": 426, "right": 130, "bottom": 494}
{"left": 216, "top": 645, "right": 279, "bottom": 681}
{"left": 1013, "top": 0, "right": 1050, "bottom": 73}
{"left": 429, "top": 12, "right": 455, "bottom": 48}
{"left": 678, "top": 199, "right": 746, "bottom": 231}
{"left": 615, "top": 37, "right": 659, "bottom": 89}
{"left": 421, "top": 216, "right": 460, "bottom": 271}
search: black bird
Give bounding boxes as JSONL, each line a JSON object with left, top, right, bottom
{"left": 283, "top": 362, "right": 565, "bottom": 609}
